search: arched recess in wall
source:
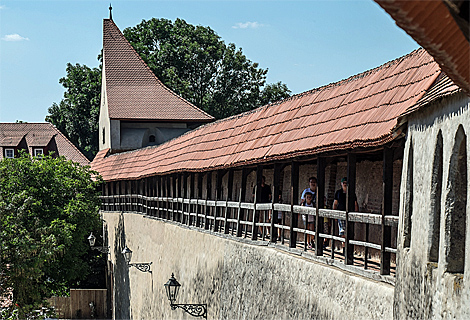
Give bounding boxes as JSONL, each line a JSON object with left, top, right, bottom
{"left": 403, "top": 138, "right": 413, "bottom": 248}
{"left": 445, "top": 125, "right": 467, "bottom": 273}
{"left": 429, "top": 131, "right": 443, "bottom": 262}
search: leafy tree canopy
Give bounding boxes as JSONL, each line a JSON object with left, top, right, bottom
{"left": 46, "top": 18, "right": 291, "bottom": 159}
{"left": 124, "top": 18, "right": 291, "bottom": 119}
{"left": 46, "top": 63, "right": 101, "bottom": 160}
{"left": 0, "top": 152, "right": 103, "bottom": 318}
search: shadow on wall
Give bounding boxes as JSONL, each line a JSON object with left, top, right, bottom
{"left": 114, "top": 213, "right": 131, "bottom": 319}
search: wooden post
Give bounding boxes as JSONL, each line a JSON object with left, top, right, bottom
{"left": 227, "top": 169, "right": 234, "bottom": 201}
{"left": 157, "top": 176, "right": 162, "bottom": 218}
{"left": 289, "top": 161, "right": 299, "bottom": 248}
{"left": 253, "top": 165, "right": 263, "bottom": 240}
{"left": 183, "top": 172, "right": 188, "bottom": 224}
{"left": 240, "top": 168, "right": 250, "bottom": 237}
{"left": 251, "top": 184, "right": 258, "bottom": 241}
{"left": 272, "top": 163, "right": 282, "bottom": 243}
{"left": 345, "top": 153, "right": 356, "bottom": 265}
{"left": 197, "top": 173, "right": 203, "bottom": 228}
{"left": 205, "top": 172, "right": 212, "bottom": 230}
{"left": 315, "top": 157, "right": 326, "bottom": 256}
{"left": 236, "top": 188, "right": 243, "bottom": 237}
{"left": 381, "top": 147, "right": 393, "bottom": 275}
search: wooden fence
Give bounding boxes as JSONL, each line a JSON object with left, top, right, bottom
{"left": 48, "top": 289, "right": 107, "bottom": 319}
{"left": 100, "top": 186, "right": 398, "bottom": 277}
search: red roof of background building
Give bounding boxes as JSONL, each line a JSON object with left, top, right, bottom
{"left": 92, "top": 49, "right": 441, "bottom": 181}
{"left": 0, "top": 123, "right": 90, "bottom": 166}
{"left": 375, "top": 0, "right": 470, "bottom": 96}
{"left": 103, "top": 19, "right": 214, "bottom": 122}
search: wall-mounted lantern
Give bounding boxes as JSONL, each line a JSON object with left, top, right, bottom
{"left": 121, "top": 246, "right": 152, "bottom": 273}
{"left": 164, "top": 273, "right": 207, "bottom": 319}
{"left": 87, "top": 232, "right": 109, "bottom": 254}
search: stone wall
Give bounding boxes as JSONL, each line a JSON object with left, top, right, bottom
{"left": 103, "top": 211, "right": 394, "bottom": 320}
{"left": 394, "top": 92, "right": 470, "bottom": 319}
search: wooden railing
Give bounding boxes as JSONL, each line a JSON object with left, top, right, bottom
{"left": 100, "top": 192, "right": 398, "bottom": 277}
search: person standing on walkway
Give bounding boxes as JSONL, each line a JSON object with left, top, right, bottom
{"left": 333, "top": 177, "right": 359, "bottom": 246}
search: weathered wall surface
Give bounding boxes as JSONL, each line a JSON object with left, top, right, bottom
{"left": 103, "top": 211, "right": 394, "bottom": 320}
{"left": 395, "top": 92, "right": 470, "bottom": 319}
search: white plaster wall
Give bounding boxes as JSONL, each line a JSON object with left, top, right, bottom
{"left": 99, "top": 62, "right": 111, "bottom": 151}
{"left": 103, "top": 211, "right": 394, "bottom": 320}
{"left": 395, "top": 92, "right": 470, "bottom": 319}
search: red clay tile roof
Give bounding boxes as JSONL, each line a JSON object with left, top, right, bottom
{"left": 375, "top": 0, "right": 470, "bottom": 96}
{"left": 103, "top": 19, "right": 214, "bottom": 122}
{"left": 92, "top": 49, "right": 441, "bottom": 181}
{"left": 0, "top": 123, "right": 90, "bottom": 166}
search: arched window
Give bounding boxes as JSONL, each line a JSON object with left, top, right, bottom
{"left": 102, "top": 127, "right": 105, "bottom": 145}
{"left": 403, "top": 138, "right": 413, "bottom": 248}
{"left": 429, "top": 131, "right": 443, "bottom": 262}
{"left": 445, "top": 125, "right": 467, "bottom": 273}
{"left": 149, "top": 135, "right": 156, "bottom": 143}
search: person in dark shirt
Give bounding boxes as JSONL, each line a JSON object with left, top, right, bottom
{"left": 252, "top": 176, "right": 272, "bottom": 237}
{"left": 333, "top": 177, "right": 359, "bottom": 240}
{"left": 253, "top": 176, "right": 272, "bottom": 203}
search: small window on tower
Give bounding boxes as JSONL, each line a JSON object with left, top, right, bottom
{"left": 102, "top": 128, "right": 105, "bottom": 145}
{"left": 149, "top": 135, "right": 156, "bottom": 143}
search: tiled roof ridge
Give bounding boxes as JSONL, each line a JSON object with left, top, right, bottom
{"left": 96, "top": 75, "right": 432, "bottom": 166}
{"left": 134, "top": 66, "right": 440, "bottom": 158}
{"left": 161, "top": 48, "right": 432, "bottom": 131}
{"left": 47, "top": 123, "right": 90, "bottom": 164}
{"left": 95, "top": 49, "right": 437, "bottom": 163}
{"left": 126, "top": 95, "right": 422, "bottom": 169}
{"left": 264, "top": 48, "right": 427, "bottom": 109}
{"left": 104, "top": 19, "right": 214, "bottom": 120}
{"left": 99, "top": 133, "right": 397, "bottom": 181}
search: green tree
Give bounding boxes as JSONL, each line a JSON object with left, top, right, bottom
{"left": 0, "top": 152, "right": 103, "bottom": 318}
{"left": 123, "top": 18, "right": 291, "bottom": 119}
{"left": 46, "top": 18, "right": 291, "bottom": 158}
{"left": 46, "top": 63, "right": 101, "bottom": 160}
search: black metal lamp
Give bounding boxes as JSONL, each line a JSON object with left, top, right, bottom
{"left": 164, "top": 273, "right": 207, "bottom": 319}
{"left": 121, "top": 245, "right": 152, "bottom": 273}
{"left": 88, "top": 232, "right": 109, "bottom": 254}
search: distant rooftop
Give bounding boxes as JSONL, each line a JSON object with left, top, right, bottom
{"left": 0, "top": 123, "right": 90, "bottom": 166}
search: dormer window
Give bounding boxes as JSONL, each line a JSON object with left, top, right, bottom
{"left": 5, "top": 148, "right": 14, "bottom": 158}
{"left": 34, "top": 148, "right": 44, "bottom": 157}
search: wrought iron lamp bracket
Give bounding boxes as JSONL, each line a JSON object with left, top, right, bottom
{"left": 171, "top": 303, "right": 207, "bottom": 319}
{"left": 128, "top": 262, "right": 152, "bottom": 273}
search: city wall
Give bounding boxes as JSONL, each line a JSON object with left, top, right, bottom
{"left": 104, "top": 211, "right": 393, "bottom": 319}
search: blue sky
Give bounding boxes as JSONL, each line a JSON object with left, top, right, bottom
{"left": 0, "top": 0, "right": 418, "bottom": 123}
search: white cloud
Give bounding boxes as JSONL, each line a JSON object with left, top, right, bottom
{"left": 2, "top": 34, "right": 29, "bottom": 41}
{"left": 232, "top": 22, "right": 264, "bottom": 29}
{"left": 0, "top": 5, "right": 5, "bottom": 9}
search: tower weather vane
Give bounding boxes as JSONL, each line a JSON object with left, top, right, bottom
{"left": 109, "top": 3, "right": 112, "bottom": 20}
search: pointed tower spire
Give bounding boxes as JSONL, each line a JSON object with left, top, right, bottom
{"left": 109, "top": 3, "right": 113, "bottom": 20}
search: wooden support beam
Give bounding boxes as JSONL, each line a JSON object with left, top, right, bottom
{"left": 240, "top": 168, "right": 250, "bottom": 237}
{"left": 205, "top": 172, "right": 212, "bottom": 230}
{"left": 381, "top": 147, "right": 393, "bottom": 275}
{"left": 227, "top": 169, "right": 234, "bottom": 201}
{"left": 315, "top": 157, "right": 326, "bottom": 256}
{"left": 345, "top": 153, "right": 356, "bottom": 265}
{"left": 251, "top": 184, "right": 258, "bottom": 241}
{"left": 290, "top": 161, "right": 299, "bottom": 248}
{"left": 272, "top": 163, "right": 282, "bottom": 243}
{"left": 236, "top": 188, "right": 243, "bottom": 237}
{"left": 183, "top": 172, "right": 188, "bottom": 224}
